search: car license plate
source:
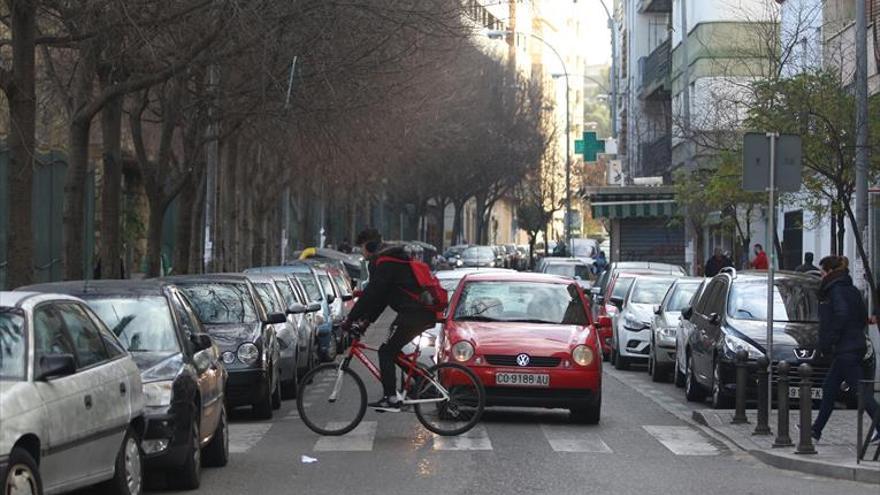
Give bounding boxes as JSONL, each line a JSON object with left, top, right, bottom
{"left": 788, "top": 386, "right": 822, "bottom": 400}
{"left": 495, "top": 373, "right": 549, "bottom": 387}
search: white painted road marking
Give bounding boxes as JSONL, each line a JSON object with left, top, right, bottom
{"left": 432, "top": 424, "right": 493, "bottom": 451}
{"left": 229, "top": 423, "right": 273, "bottom": 453}
{"left": 541, "top": 424, "right": 613, "bottom": 453}
{"left": 314, "top": 421, "right": 377, "bottom": 451}
{"left": 642, "top": 425, "right": 720, "bottom": 456}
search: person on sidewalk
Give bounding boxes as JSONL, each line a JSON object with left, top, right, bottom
{"left": 812, "top": 255, "right": 880, "bottom": 442}
{"left": 341, "top": 229, "right": 435, "bottom": 412}
{"left": 704, "top": 248, "right": 733, "bottom": 277}
{"left": 750, "top": 244, "right": 769, "bottom": 270}
{"left": 794, "top": 252, "right": 820, "bottom": 273}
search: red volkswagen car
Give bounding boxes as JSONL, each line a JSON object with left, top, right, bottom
{"left": 437, "top": 272, "right": 608, "bottom": 423}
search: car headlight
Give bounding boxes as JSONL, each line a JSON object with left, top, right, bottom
{"left": 221, "top": 351, "right": 235, "bottom": 365}
{"left": 658, "top": 326, "right": 677, "bottom": 338}
{"left": 452, "top": 341, "right": 474, "bottom": 362}
{"left": 143, "top": 380, "right": 174, "bottom": 407}
{"left": 723, "top": 334, "right": 764, "bottom": 359}
{"left": 237, "top": 343, "right": 260, "bottom": 365}
{"left": 623, "top": 315, "right": 649, "bottom": 331}
{"left": 572, "top": 345, "right": 595, "bottom": 367}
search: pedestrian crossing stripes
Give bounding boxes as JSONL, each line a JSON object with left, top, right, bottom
{"left": 540, "top": 424, "right": 613, "bottom": 453}
{"left": 229, "top": 423, "right": 274, "bottom": 454}
{"left": 314, "top": 421, "right": 377, "bottom": 451}
{"left": 643, "top": 425, "right": 721, "bottom": 456}
{"left": 432, "top": 425, "right": 492, "bottom": 451}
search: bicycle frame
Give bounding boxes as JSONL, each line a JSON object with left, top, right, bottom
{"left": 328, "top": 336, "right": 451, "bottom": 405}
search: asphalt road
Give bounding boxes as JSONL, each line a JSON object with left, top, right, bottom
{"left": 155, "top": 312, "right": 875, "bottom": 495}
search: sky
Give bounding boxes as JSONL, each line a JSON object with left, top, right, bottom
{"left": 580, "top": 1, "right": 613, "bottom": 66}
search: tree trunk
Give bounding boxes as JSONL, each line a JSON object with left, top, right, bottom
{"left": 145, "top": 192, "right": 164, "bottom": 277}
{"left": 188, "top": 172, "right": 206, "bottom": 274}
{"left": 175, "top": 175, "right": 195, "bottom": 274}
{"left": 4, "top": 0, "right": 37, "bottom": 289}
{"left": 836, "top": 212, "right": 846, "bottom": 256}
{"left": 830, "top": 214, "right": 838, "bottom": 255}
{"left": 63, "top": 120, "right": 92, "bottom": 280}
{"left": 474, "top": 194, "right": 488, "bottom": 245}
{"left": 99, "top": 95, "right": 123, "bottom": 278}
{"left": 451, "top": 199, "right": 464, "bottom": 245}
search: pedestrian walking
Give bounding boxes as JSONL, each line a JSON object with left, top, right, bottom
{"left": 812, "top": 255, "right": 880, "bottom": 442}
{"left": 794, "top": 252, "right": 820, "bottom": 273}
{"left": 704, "top": 248, "right": 733, "bottom": 277}
{"left": 750, "top": 244, "right": 769, "bottom": 270}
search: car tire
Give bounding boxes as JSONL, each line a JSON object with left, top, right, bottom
{"left": 649, "top": 349, "right": 667, "bottom": 383}
{"left": 173, "top": 421, "right": 201, "bottom": 490}
{"left": 4, "top": 447, "right": 43, "bottom": 495}
{"left": 685, "top": 354, "right": 706, "bottom": 402}
{"left": 711, "top": 359, "right": 734, "bottom": 409}
{"left": 253, "top": 381, "right": 274, "bottom": 420}
{"left": 570, "top": 394, "right": 601, "bottom": 425}
{"left": 281, "top": 372, "right": 299, "bottom": 400}
{"left": 614, "top": 340, "right": 630, "bottom": 371}
{"left": 271, "top": 372, "right": 282, "bottom": 410}
{"left": 103, "top": 427, "right": 143, "bottom": 495}
{"left": 203, "top": 406, "right": 229, "bottom": 467}
{"left": 674, "top": 364, "right": 686, "bottom": 388}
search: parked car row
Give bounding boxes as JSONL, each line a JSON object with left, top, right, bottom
{"left": 441, "top": 244, "right": 529, "bottom": 271}
{"left": 0, "top": 261, "right": 356, "bottom": 495}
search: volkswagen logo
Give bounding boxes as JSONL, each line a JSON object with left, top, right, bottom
{"left": 794, "top": 348, "right": 816, "bottom": 360}
{"left": 515, "top": 353, "right": 531, "bottom": 367}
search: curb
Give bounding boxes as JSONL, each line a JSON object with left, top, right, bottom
{"left": 692, "top": 410, "right": 880, "bottom": 484}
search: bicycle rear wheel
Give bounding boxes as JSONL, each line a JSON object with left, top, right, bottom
{"left": 297, "top": 363, "right": 367, "bottom": 436}
{"left": 414, "top": 363, "right": 485, "bottom": 436}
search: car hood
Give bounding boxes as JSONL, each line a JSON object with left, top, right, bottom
{"left": 727, "top": 318, "right": 818, "bottom": 351}
{"left": 625, "top": 303, "right": 654, "bottom": 323}
{"left": 130, "top": 351, "right": 183, "bottom": 382}
{"left": 449, "top": 321, "right": 588, "bottom": 355}
{"left": 202, "top": 321, "right": 262, "bottom": 351}
{"left": 658, "top": 311, "right": 682, "bottom": 328}
{"left": 0, "top": 381, "right": 41, "bottom": 420}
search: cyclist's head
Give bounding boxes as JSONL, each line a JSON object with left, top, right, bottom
{"left": 356, "top": 228, "right": 382, "bottom": 258}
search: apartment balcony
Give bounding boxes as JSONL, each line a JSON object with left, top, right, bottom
{"left": 638, "top": 133, "right": 672, "bottom": 178}
{"left": 638, "top": 39, "right": 671, "bottom": 100}
{"left": 637, "top": 0, "right": 672, "bottom": 14}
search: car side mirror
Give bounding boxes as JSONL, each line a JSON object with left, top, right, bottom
{"left": 307, "top": 302, "right": 322, "bottom": 313}
{"left": 37, "top": 353, "right": 76, "bottom": 380}
{"left": 265, "top": 312, "right": 287, "bottom": 325}
{"left": 341, "top": 294, "right": 354, "bottom": 302}
{"left": 191, "top": 333, "right": 214, "bottom": 352}
{"left": 682, "top": 307, "right": 693, "bottom": 320}
{"left": 326, "top": 294, "right": 336, "bottom": 305}
{"left": 288, "top": 302, "right": 307, "bottom": 314}
{"left": 653, "top": 305, "right": 662, "bottom": 315}
{"left": 193, "top": 348, "right": 214, "bottom": 373}
{"left": 709, "top": 312, "right": 721, "bottom": 326}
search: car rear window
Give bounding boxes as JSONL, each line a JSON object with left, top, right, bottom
{"left": 0, "top": 308, "right": 27, "bottom": 380}
{"left": 544, "top": 263, "right": 592, "bottom": 280}
{"left": 178, "top": 282, "right": 258, "bottom": 324}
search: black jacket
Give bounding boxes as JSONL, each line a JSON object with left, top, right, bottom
{"left": 348, "top": 246, "right": 431, "bottom": 323}
{"left": 818, "top": 271, "right": 868, "bottom": 356}
{"left": 794, "top": 263, "right": 819, "bottom": 273}
{"left": 704, "top": 256, "right": 733, "bottom": 277}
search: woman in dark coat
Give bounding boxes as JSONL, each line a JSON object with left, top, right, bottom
{"left": 812, "top": 256, "right": 879, "bottom": 441}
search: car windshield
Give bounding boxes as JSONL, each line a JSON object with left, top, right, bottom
{"left": 0, "top": 309, "right": 27, "bottom": 381}
{"left": 631, "top": 278, "right": 675, "bottom": 304}
{"left": 179, "top": 282, "right": 258, "bottom": 324}
{"left": 611, "top": 277, "right": 635, "bottom": 299}
{"left": 274, "top": 280, "right": 298, "bottom": 308}
{"left": 453, "top": 281, "right": 588, "bottom": 325}
{"left": 254, "top": 283, "right": 283, "bottom": 315}
{"left": 727, "top": 281, "right": 819, "bottom": 322}
{"left": 439, "top": 278, "right": 463, "bottom": 293}
{"left": 544, "top": 263, "right": 591, "bottom": 279}
{"left": 666, "top": 283, "right": 700, "bottom": 312}
{"left": 462, "top": 246, "right": 493, "bottom": 259}
{"left": 88, "top": 296, "right": 180, "bottom": 352}
{"left": 296, "top": 274, "right": 323, "bottom": 302}
{"left": 319, "top": 274, "right": 336, "bottom": 297}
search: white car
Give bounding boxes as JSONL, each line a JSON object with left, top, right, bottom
{"left": 1, "top": 292, "right": 145, "bottom": 495}
{"left": 610, "top": 275, "right": 677, "bottom": 370}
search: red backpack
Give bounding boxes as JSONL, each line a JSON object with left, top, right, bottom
{"left": 375, "top": 257, "right": 448, "bottom": 315}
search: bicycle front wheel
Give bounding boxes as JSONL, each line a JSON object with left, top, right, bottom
{"left": 414, "top": 362, "right": 485, "bottom": 436}
{"left": 297, "top": 363, "right": 367, "bottom": 436}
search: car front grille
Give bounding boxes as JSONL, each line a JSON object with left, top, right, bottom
{"left": 484, "top": 355, "right": 562, "bottom": 367}
{"left": 771, "top": 361, "right": 831, "bottom": 388}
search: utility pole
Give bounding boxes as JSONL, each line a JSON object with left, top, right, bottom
{"left": 854, "top": 0, "right": 869, "bottom": 291}
{"left": 598, "top": 0, "right": 618, "bottom": 139}
{"left": 203, "top": 65, "right": 218, "bottom": 273}
{"left": 680, "top": 0, "right": 691, "bottom": 133}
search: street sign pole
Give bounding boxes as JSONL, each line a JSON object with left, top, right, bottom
{"left": 766, "top": 131, "right": 778, "bottom": 414}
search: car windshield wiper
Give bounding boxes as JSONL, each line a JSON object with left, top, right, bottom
{"left": 504, "top": 318, "right": 558, "bottom": 324}
{"left": 454, "top": 315, "right": 499, "bottom": 322}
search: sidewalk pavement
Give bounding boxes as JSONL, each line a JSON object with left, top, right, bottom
{"left": 693, "top": 409, "right": 879, "bottom": 484}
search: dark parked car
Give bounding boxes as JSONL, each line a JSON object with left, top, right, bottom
{"left": 257, "top": 272, "right": 321, "bottom": 377}
{"left": 682, "top": 269, "right": 875, "bottom": 409}
{"left": 461, "top": 246, "right": 497, "bottom": 268}
{"left": 167, "top": 275, "right": 284, "bottom": 419}
{"left": 19, "top": 280, "right": 230, "bottom": 489}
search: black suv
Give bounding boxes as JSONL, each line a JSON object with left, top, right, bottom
{"left": 20, "top": 280, "right": 230, "bottom": 489}
{"left": 682, "top": 269, "right": 875, "bottom": 409}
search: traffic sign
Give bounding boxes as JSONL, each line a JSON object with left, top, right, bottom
{"left": 742, "top": 133, "right": 802, "bottom": 192}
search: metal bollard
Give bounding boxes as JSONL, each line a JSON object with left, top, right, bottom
{"left": 772, "top": 360, "right": 793, "bottom": 447}
{"left": 753, "top": 356, "right": 772, "bottom": 435}
{"left": 731, "top": 349, "right": 749, "bottom": 424}
{"left": 795, "top": 363, "right": 817, "bottom": 455}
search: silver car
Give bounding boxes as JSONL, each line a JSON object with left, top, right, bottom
{"left": 674, "top": 279, "right": 709, "bottom": 387}
{"left": 648, "top": 277, "right": 703, "bottom": 382}
{"left": 0, "top": 292, "right": 145, "bottom": 495}
{"left": 611, "top": 275, "right": 677, "bottom": 370}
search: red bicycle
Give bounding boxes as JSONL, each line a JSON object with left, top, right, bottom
{"left": 296, "top": 324, "right": 485, "bottom": 436}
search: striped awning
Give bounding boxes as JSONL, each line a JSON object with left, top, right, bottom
{"left": 584, "top": 186, "right": 678, "bottom": 220}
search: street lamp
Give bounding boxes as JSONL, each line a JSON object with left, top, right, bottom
{"left": 484, "top": 29, "right": 573, "bottom": 252}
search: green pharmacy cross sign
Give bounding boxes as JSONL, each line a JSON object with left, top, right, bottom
{"left": 575, "top": 132, "right": 605, "bottom": 162}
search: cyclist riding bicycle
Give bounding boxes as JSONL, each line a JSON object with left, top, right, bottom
{"left": 342, "top": 229, "right": 435, "bottom": 412}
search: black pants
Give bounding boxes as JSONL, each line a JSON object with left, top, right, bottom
{"left": 812, "top": 351, "right": 880, "bottom": 438}
{"left": 378, "top": 312, "right": 434, "bottom": 397}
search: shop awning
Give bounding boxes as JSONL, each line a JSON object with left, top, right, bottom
{"left": 583, "top": 186, "right": 678, "bottom": 220}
